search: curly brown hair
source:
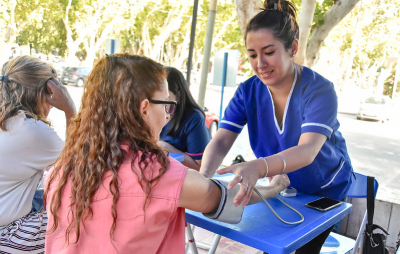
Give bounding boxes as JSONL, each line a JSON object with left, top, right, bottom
{"left": 43, "top": 54, "right": 169, "bottom": 245}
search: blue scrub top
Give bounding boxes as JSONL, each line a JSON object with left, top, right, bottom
{"left": 220, "top": 66, "right": 353, "bottom": 200}
{"left": 160, "top": 108, "right": 210, "bottom": 161}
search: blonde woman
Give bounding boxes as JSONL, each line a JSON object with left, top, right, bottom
{"left": 0, "top": 55, "right": 76, "bottom": 253}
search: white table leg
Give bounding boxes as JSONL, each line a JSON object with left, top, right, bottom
{"left": 186, "top": 223, "right": 199, "bottom": 254}
{"left": 352, "top": 211, "right": 368, "bottom": 254}
{"left": 208, "top": 234, "right": 222, "bottom": 254}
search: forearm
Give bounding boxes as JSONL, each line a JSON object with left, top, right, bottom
{"left": 248, "top": 184, "right": 284, "bottom": 205}
{"left": 65, "top": 110, "right": 76, "bottom": 137}
{"left": 263, "top": 144, "right": 316, "bottom": 176}
{"left": 158, "top": 141, "right": 200, "bottom": 170}
{"left": 200, "top": 129, "right": 238, "bottom": 178}
{"left": 260, "top": 134, "right": 326, "bottom": 177}
{"left": 181, "top": 154, "right": 200, "bottom": 170}
{"left": 199, "top": 141, "right": 227, "bottom": 177}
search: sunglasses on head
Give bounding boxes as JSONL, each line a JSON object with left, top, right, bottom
{"left": 148, "top": 99, "right": 178, "bottom": 115}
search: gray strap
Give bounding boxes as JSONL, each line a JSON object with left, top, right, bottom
{"left": 253, "top": 187, "right": 304, "bottom": 225}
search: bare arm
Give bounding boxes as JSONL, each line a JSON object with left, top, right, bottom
{"left": 178, "top": 169, "right": 290, "bottom": 213}
{"left": 157, "top": 141, "right": 201, "bottom": 170}
{"left": 46, "top": 78, "right": 77, "bottom": 136}
{"left": 217, "top": 132, "right": 327, "bottom": 207}
{"left": 249, "top": 174, "right": 290, "bottom": 203}
{"left": 178, "top": 169, "right": 221, "bottom": 213}
{"left": 199, "top": 128, "right": 239, "bottom": 178}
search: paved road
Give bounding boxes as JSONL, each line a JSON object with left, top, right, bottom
{"left": 50, "top": 84, "right": 400, "bottom": 194}
{"left": 337, "top": 113, "right": 400, "bottom": 190}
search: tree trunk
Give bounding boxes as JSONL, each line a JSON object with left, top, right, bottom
{"left": 84, "top": 11, "right": 123, "bottom": 66}
{"left": 140, "top": 6, "right": 159, "bottom": 57}
{"left": 173, "top": 17, "right": 193, "bottom": 69}
{"left": 150, "top": 6, "right": 186, "bottom": 60}
{"left": 141, "top": 24, "right": 152, "bottom": 57}
{"left": 61, "top": 0, "right": 83, "bottom": 62}
{"left": 305, "top": 0, "right": 361, "bottom": 67}
{"left": 212, "top": 13, "right": 236, "bottom": 52}
{"left": 3, "top": 0, "right": 17, "bottom": 46}
{"left": 234, "top": 0, "right": 262, "bottom": 40}
{"left": 297, "top": 0, "right": 317, "bottom": 66}
{"left": 342, "top": 1, "right": 364, "bottom": 90}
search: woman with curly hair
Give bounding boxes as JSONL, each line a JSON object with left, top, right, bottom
{"left": 0, "top": 55, "right": 76, "bottom": 253}
{"left": 43, "top": 54, "right": 290, "bottom": 253}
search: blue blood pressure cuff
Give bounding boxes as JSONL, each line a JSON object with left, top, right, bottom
{"left": 202, "top": 178, "right": 244, "bottom": 224}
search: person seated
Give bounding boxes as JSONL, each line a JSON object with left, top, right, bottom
{"left": 43, "top": 54, "right": 290, "bottom": 253}
{"left": 158, "top": 67, "right": 210, "bottom": 170}
{"left": 0, "top": 55, "right": 76, "bottom": 253}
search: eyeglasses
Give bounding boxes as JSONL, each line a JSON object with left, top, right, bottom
{"left": 148, "top": 99, "right": 178, "bottom": 115}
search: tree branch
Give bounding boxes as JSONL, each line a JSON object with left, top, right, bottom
{"left": 305, "top": 0, "right": 361, "bottom": 67}
{"left": 297, "top": 0, "right": 317, "bottom": 66}
{"left": 234, "top": 0, "right": 262, "bottom": 39}
{"left": 150, "top": 5, "right": 186, "bottom": 59}
{"left": 212, "top": 12, "right": 237, "bottom": 52}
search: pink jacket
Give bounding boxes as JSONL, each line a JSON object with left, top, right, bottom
{"left": 45, "top": 149, "right": 188, "bottom": 254}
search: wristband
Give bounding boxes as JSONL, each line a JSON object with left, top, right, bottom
{"left": 278, "top": 154, "right": 286, "bottom": 174}
{"left": 260, "top": 157, "right": 269, "bottom": 179}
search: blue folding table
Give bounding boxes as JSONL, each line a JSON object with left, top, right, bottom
{"left": 170, "top": 152, "right": 184, "bottom": 162}
{"left": 185, "top": 192, "right": 352, "bottom": 254}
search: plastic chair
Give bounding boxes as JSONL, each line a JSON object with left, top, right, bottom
{"left": 320, "top": 173, "right": 379, "bottom": 254}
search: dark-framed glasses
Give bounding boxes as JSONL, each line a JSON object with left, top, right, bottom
{"left": 148, "top": 99, "right": 178, "bottom": 115}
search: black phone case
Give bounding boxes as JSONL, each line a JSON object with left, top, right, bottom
{"left": 305, "top": 197, "right": 342, "bottom": 212}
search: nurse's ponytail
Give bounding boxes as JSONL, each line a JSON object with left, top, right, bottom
{"left": 245, "top": 0, "right": 299, "bottom": 50}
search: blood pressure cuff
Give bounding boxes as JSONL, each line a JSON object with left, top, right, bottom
{"left": 202, "top": 178, "right": 244, "bottom": 224}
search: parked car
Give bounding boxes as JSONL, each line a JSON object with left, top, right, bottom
{"left": 357, "top": 96, "right": 392, "bottom": 123}
{"left": 61, "top": 67, "right": 92, "bottom": 87}
{"left": 204, "top": 107, "right": 219, "bottom": 138}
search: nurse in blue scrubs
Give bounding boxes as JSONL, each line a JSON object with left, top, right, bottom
{"left": 200, "top": 0, "right": 353, "bottom": 252}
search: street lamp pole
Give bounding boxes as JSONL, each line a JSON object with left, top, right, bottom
{"left": 198, "top": 0, "right": 218, "bottom": 108}
{"left": 186, "top": 0, "right": 199, "bottom": 88}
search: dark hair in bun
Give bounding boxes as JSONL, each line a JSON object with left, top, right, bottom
{"left": 245, "top": 0, "right": 299, "bottom": 51}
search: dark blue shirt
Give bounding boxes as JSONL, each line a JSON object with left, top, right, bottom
{"left": 220, "top": 66, "right": 353, "bottom": 200}
{"left": 160, "top": 108, "right": 210, "bottom": 161}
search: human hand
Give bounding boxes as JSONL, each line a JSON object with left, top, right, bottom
{"left": 46, "top": 78, "right": 76, "bottom": 118}
{"left": 216, "top": 160, "right": 261, "bottom": 208}
{"left": 269, "top": 174, "right": 290, "bottom": 191}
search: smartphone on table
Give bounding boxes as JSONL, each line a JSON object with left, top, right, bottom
{"left": 305, "top": 197, "right": 342, "bottom": 212}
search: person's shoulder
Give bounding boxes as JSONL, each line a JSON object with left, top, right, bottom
{"left": 242, "top": 75, "right": 259, "bottom": 84}
{"left": 168, "top": 156, "right": 188, "bottom": 170}
{"left": 240, "top": 75, "right": 260, "bottom": 88}
{"left": 6, "top": 113, "right": 53, "bottom": 135}
{"left": 301, "top": 66, "right": 333, "bottom": 86}
{"left": 164, "top": 156, "right": 188, "bottom": 186}
{"left": 185, "top": 108, "right": 205, "bottom": 122}
{"left": 25, "top": 117, "right": 58, "bottom": 138}
{"left": 300, "top": 66, "right": 334, "bottom": 91}
{"left": 4, "top": 113, "right": 64, "bottom": 158}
